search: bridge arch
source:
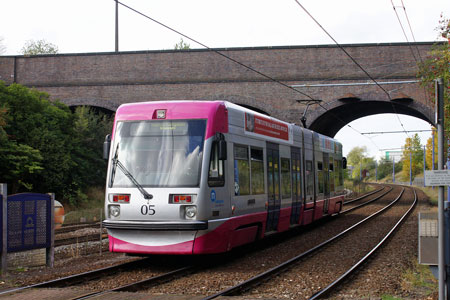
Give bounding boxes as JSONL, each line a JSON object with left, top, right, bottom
{"left": 307, "top": 98, "right": 434, "bottom": 137}
{"left": 62, "top": 98, "right": 118, "bottom": 113}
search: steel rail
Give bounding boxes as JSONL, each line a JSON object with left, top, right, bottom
{"left": 56, "top": 222, "right": 100, "bottom": 234}
{"left": 70, "top": 266, "right": 195, "bottom": 300}
{"left": 308, "top": 187, "right": 417, "bottom": 300}
{"left": 343, "top": 186, "right": 386, "bottom": 205}
{"left": 0, "top": 258, "right": 149, "bottom": 296}
{"left": 55, "top": 233, "right": 108, "bottom": 247}
{"left": 200, "top": 186, "right": 406, "bottom": 300}
{"left": 341, "top": 185, "right": 393, "bottom": 214}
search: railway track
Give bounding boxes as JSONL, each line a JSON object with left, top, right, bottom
{"left": 199, "top": 185, "right": 416, "bottom": 299}
{"left": 343, "top": 184, "right": 385, "bottom": 205}
{"left": 55, "top": 233, "right": 108, "bottom": 247}
{"left": 56, "top": 222, "right": 100, "bottom": 234}
{"left": 2, "top": 184, "right": 417, "bottom": 299}
{"left": 341, "top": 184, "right": 393, "bottom": 213}
{"left": 0, "top": 258, "right": 148, "bottom": 296}
{"left": 0, "top": 255, "right": 201, "bottom": 300}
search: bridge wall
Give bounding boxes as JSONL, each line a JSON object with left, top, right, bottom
{"left": 0, "top": 42, "right": 437, "bottom": 135}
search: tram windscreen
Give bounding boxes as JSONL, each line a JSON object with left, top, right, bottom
{"left": 110, "top": 120, "right": 206, "bottom": 187}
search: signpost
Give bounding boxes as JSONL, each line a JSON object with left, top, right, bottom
{"left": 425, "top": 170, "right": 450, "bottom": 187}
{"left": 424, "top": 78, "right": 446, "bottom": 300}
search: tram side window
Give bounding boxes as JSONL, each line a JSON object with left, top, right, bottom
{"left": 281, "top": 158, "right": 291, "bottom": 199}
{"left": 329, "top": 162, "right": 335, "bottom": 192}
{"left": 306, "top": 160, "right": 314, "bottom": 202}
{"left": 334, "top": 159, "right": 339, "bottom": 189}
{"left": 317, "top": 161, "right": 324, "bottom": 194}
{"left": 251, "top": 148, "right": 265, "bottom": 194}
{"left": 208, "top": 141, "right": 225, "bottom": 187}
{"left": 234, "top": 145, "right": 250, "bottom": 195}
{"left": 292, "top": 157, "right": 301, "bottom": 200}
{"left": 339, "top": 160, "right": 344, "bottom": 186}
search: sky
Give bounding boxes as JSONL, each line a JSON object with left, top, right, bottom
{"left": 1, "top": 0, "right": 449, "bottom": 160}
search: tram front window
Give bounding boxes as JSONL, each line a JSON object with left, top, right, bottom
{"left": 109, "top": 119, "right": 206, "bottom": 188}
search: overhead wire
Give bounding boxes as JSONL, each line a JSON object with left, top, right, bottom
{"left": 115, "top": 0, "right": 316, "bottom": 101}
{"left": 316, "top": 102, "right": 382, "bottom": 152}
{"left": 292, "top": 0, "right": 411, "bottom": 140}
{"left": 391, "top": 0, "right": 419, "bottom": 63}
{"left": 391, "top": 0, "right": 431, "bottom": 109}
{"left": 115, "top": 0, "right": 416, "bottom": 154}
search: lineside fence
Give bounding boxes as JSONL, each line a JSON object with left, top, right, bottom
{"left": 0, "top": 183, "right": 54, "bottom": 275}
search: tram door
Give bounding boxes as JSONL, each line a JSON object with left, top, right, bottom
{"left": 323, "top": 153, "right": 330, "bottom": 214}
{"left": 290, "top": 148, "right": 302, "bottom": 225}
{"left": 266, "top": 143, "right": 281, "bottom": 232}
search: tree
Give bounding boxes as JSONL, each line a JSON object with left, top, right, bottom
{"left": 174, "top": 38, "right": 190, "bottom": 50}
{"left": 401, "top": 134, "right": 424, "bottom": 179}
{"left": 1, "top": 82, "right": 73, "bottom": 196}
{"left": 21, "top": 39, "right": 58, "bottom": 55}
{"left": 425, "top": 127, "right": 438, "bottom": 170}
{"left": 346, "top": 146, "right": 375, "bottom": 179}
{"left": 0, "top": 81, "right": 114, "bottom": 206}
{"left": 71, "top": 106, "right": 113, "bottom": 190}
{"left": 417, "top": 15, "right": 450, "bottom": 133}
{"left": 377, "top": 157, "right": 395, "bottom": 180}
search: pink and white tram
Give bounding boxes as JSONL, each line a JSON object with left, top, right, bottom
{"left": 102, "top": 100, "right": 346, "bottom": 255}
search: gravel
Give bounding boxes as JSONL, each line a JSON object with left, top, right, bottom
{"left": 0, "top": 185, "right": 437, "bottom": 300}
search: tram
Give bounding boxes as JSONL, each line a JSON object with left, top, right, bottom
{"left": 102, "top": 100, "right": 346, "bottom": 254}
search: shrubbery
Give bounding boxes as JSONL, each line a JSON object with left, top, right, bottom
{"left": 0, "top": 82, "right": 112, "bottom": 207}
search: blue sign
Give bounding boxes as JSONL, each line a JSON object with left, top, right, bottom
{"left": 210, "top": 190, "right": 216, "bottom": 202}
{"left": 6, "top": 193, "right": 51, "bottom": 253}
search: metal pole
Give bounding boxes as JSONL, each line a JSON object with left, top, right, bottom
{"left": 436, "top": 78, "right": 445, "bottom": 300}
{"left": 359, "top": 161, "right": 362, "bottom": 181}
{"left": 115, "top": 0, "right": 119, "bottom": 52}
{"left": 423, "top": 146, "right": 426, "bottom": 187}
{"left": 0, "top": 184, "right": 7, "bottom": 275}
{"left": 409, "top": 149, "right": 412, "bottom": 186}
{"left": 46, "top": 193, "right": 55, "bottom": 268}
{"left": 448, "top": 139, "right": 450, "bottom": 202}
{"left": 392, "top": 157, "right": 395, "bottom": 183}
{"left": 433, "top": 129, "right": 436, "bottom": 190}
{"left": 375, "top": 160, "right": 378, "bottom": 182}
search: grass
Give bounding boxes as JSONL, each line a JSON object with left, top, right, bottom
{"left": 401, "top": 259, "right": 438, "bottom": 298}
{"left": 417, "top": 186, "right": 439, "bottom": 206}
{"left": 381, "top": 295, "right": 403, "bottom": 300}
{"left": 63, "top": 186, "right": 105, "bottom": 224}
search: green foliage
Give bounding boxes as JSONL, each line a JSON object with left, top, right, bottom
{"left": 0, "top": 81, "right": 113, "bottom": 207}
{"left": 377, "top": 157, "right": 399, "bottom": 180}
{"left": 402, "top": 259, "right": 438, "bottom": 297}
{"left": 425, "top": 128, "right": 438, "bottom": 170}
{"left": 346, "top": 146, "right": 375, "bottom": 179}
{"left": 70, "top": 106, "right": 112, "bottom": 201}
{"left": 417, "top": 15, "right": 449, "bottom": 134}
{"left": 380, "top": 295, "right": 402, "bottom": 300}
{"left": 401, "top": 134, "right": 424, "bottom": 179}
{"left": 174, "top": 38, "right": 190, "bottom": 50}
{"left": 21, "top": 39, "right": 58, "bottom": 55}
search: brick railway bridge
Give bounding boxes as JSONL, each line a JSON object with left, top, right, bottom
{"left": 0, "top": 42, "right": 436, "bottom": 137}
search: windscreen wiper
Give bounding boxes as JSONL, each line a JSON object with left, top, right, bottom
{"left": 109, "top": 144, "right": 153, "bottom": 200}
{"left": 114, "top": 159, "right": 153, "bottom": 200}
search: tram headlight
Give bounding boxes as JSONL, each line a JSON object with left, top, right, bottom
{"left": 109, "top": 205, "right": 120, "bottom": 218}
{"left": 185, "top": 206, "right": 197, "bottom": 219}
